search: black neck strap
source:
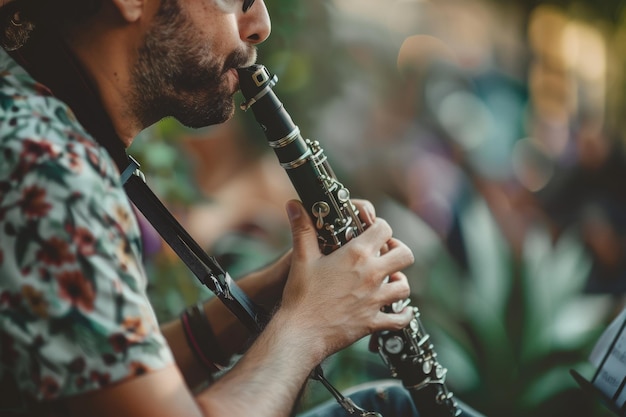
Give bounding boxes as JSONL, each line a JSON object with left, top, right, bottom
{"left": 122, "top": 158, "right": 266, "bottom": 333}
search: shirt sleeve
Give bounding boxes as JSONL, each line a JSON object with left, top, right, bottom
{"left": 0, "top": 86, "right": 174, "bottom": 402}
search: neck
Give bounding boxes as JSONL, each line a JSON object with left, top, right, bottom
{"left": 66, "top": 16, "right": 146, "bottom": 146}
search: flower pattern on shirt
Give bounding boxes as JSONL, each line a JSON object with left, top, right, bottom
{"left": 0, "top": 49, "right": 173, "bottom": 404}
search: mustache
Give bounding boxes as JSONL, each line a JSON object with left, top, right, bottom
{"left": 223, "top": 46, "right": 258, "bottom": 73}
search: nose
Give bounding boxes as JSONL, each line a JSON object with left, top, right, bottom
{"left": 239, "top": 0, "right": 271, "bottom": 44}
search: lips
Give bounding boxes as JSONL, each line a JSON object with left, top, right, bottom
{"left": 224, "top": 47, "right": 257, "bottom": 74}
{"left": 226, "top": 67, "right": 241, "bottom": 94}
{"left": 224, "top": 49, "right": 257, "bottom": 92}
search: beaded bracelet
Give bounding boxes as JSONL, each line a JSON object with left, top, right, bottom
{"left": 180, "top": 303, "right": 230, "bottom": 372}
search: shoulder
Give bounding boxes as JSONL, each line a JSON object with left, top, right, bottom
{"left": 0, "top": 56, "right": 122, "bottom": 205}
{"left": 0, "top": 55, "right": 174, "bottom": 404}
{"left": 1, "top": 65, "right": 115, "bottom": 172}
{"left": 1, "top": 54, "right": 75, "bottom": 138}
{"left": 0, "top": 76, "right": 127, "bottom": 246}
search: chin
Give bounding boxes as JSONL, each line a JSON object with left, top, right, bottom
{"left": 176, "top": 101, "right": 236, "bottom": 129}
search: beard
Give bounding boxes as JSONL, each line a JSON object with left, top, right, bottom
{"left": 130, "top": 0, "right": 255, "bottom": 128}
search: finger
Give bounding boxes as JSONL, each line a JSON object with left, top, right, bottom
{"left": 357, "top": 218, "right": 393, "bottom": 253}
{"left": 352, "top": 199, "right": 376, "bottom": 226}
{"left": 379, "top": 242, "right": 390, "bottom": 256}
{"left": 286, "top": 200, "right": 321, "bottom": 260}
{"left": 376, "top": 239, "right": 415, "bottom": 275}
{"left": 377, "top": 272, "right": 411, "bottom": 307}
{"left": 372, "top": 307, "right": 414, "bottom": 332}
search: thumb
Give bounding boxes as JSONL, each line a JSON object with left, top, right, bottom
{"left": 286, "top": 200, "right": 320, "bottom": 258}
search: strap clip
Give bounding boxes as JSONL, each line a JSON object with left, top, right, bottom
{"left": 121, "top": 155, "right": 145, "bottom": 184}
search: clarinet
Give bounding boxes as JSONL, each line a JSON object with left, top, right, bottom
{"left": 238, "top": 64, "right": 460, "bottom": 417}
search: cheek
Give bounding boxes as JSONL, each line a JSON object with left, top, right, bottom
{"left": 186, "top": 2, "right": 241, "bottom": 47}
{"left": 207, "top": 21, "right": 241, "bottom": 54}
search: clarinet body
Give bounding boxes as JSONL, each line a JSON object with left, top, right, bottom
{"left": 238, "top": 64, "right": 460, "bottom": 417}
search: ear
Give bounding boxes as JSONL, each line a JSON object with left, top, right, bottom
{"left": 110, "top": 0, "right": 144, "bottom": 23}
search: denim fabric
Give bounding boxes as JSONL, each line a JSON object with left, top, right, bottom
{"left": 298, "top": 379, "right": 486, "bottom": 417}
{"left": 298, "top": 380, "right": 418, "bottom": 417}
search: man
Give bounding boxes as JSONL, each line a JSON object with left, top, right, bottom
{"left": 0, "top": 0, "right": 419, "bottom": 416}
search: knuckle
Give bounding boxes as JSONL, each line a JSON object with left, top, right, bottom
{"left": 375, "top": 217, "right": 391, "bottom": 232}
{"left": 394, "top": 239, "right": 415, "bottom": 265}
{"left": 379, "top": 315, "right": 403, "bottom": 332}
{"left": 392, "top": 317, "right": 409, "bottom": 331}
{"left": 362, "top": 200, "right": 375, "bottom": 216}
{"left": 390, "top": 281, "right": 411, "bottom": 304}
{"left": 348, "top": 241, "right": 370, "bottom": 262}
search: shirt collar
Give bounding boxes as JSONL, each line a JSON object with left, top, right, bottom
{"left": 0, "top": 46, "right": 28, "bottom": 78}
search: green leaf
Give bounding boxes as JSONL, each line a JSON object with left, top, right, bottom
{"left": 136, "top": 338, "right": 164, "bottom": 357}
{"left": 50, "top": 308, "right": 114, "bottom": 356}
{"left": 0, "top": 93, "right": 14, "bottom": 112}
{"left": 54, "top": 106, "right": 73, "bottom": 127}
{"left": 4, "top": 221, "right": 17, "bottom": 236}
{"left": 0, "top": 308, "right": 35, "bottom": 333}
{"left": 77, "top": 255, "right": 96, "bottom": 289}
{"left": 14, "top": 220, "right": 38, "bottom": 267}
{"left": 35, "top": 160, "right": 72, "bottom": 187}
{"left": 119, "top": 270, "right": 139, "bottom": 293}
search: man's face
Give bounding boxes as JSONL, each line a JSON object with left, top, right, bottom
{"left": 130, "top": 0, "right": 264, "bottom": 128}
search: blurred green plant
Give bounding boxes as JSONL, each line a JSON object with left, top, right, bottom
{"left": 128, "top": 119, "right": 207, "bottom": 206}
{"left": 422, "top": 196, "right": 617, "bottom": 417}
{"left": 297, "top": 194, "right": 618, "bottom": 416}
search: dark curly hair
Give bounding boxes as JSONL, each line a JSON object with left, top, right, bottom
{"left": 0, "top": 0, "right": 101, "bottom": 50}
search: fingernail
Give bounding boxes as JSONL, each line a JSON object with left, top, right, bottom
{"left": 286, "top": 201, "right": 301, "bottom": 221}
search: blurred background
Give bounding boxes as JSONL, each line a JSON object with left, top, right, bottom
{"left": 128, "top": 0, "right": 626, "bottom": 415}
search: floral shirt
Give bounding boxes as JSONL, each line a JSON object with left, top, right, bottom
{"left": 0, "top": 48, "right": 173, "bottom": 406}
